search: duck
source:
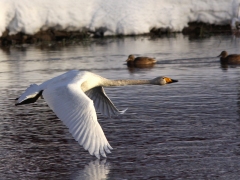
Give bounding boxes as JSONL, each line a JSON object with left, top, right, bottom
{"left": 218, "top": 51, "right": 240, "bottom": 64}
{"left": 15, "top": 70, "right": 178, "bottom": 158}
{"left": 126, "top": 55, "right": 157, "bottom": 67}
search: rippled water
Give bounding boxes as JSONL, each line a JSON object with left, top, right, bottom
{"left": 0, "top": 34, "right": 240, "bottom": 179}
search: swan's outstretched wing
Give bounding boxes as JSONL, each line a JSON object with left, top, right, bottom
{"left": 85, "top": 86, "right": 126, "bottom": 117}
{"left": 42, "top": 83, "right": 112, "bottom": 159}
{"left": 16, "top": 84, "right": 40, "bottom": 103}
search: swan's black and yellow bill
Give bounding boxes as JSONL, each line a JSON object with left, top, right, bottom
{"left": 164, "top": 77, "right": 178, "bottom": 84}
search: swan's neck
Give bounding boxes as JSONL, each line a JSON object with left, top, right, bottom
{"left": 81, "top": 77, "right": 151, "bottom": 92}
{"left": 102, "top": 79, "right": 151, "bottom": 87}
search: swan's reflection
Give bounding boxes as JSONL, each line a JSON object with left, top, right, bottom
{"left": 72, "top": 159, "right": 110, "bottom": 180}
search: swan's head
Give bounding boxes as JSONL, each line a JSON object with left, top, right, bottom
{"left": 126, "top": 55, "right": 135, "bottom": 62}
{"left": 218, "top": 51, "right": 228, "bottom": 58}
{"left": 151, "top": 76, "right": 178, "bottom": 85}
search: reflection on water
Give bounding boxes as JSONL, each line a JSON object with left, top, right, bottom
{"left": 0, "top": 34, "right": 240, "bottom": 179}
{"left": 127, "top": 63, "right": 156, "bottom": 73}
{"left": 72, "top": 160, "right": 110, "bottom": 180}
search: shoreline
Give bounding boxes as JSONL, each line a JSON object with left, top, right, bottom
{"left": 0, "top": 22, "right": 232, "bottom": 47}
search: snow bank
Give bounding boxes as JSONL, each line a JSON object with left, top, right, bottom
{"left": 0, "top": 0, "right": 239, "bottom": 37}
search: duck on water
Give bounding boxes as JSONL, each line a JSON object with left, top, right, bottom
{"left": 218, "top": 51, "right": 240, "bottom": 65}
{"left": 126, "top": 55, "right": 157, "bottom": 67}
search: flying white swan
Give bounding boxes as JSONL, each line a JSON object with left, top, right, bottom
{"left": 15, "top": 70, "right": 178, "bottom": 158}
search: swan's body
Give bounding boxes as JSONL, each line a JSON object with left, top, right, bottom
{"left": 126, "top": 55, "right": 157, "bottom": 67}
{"left": 16, "top": 70, "right": 178, "bottom": 158}
{"left": 218, "top": 51, "right": 240, "bottom": 64}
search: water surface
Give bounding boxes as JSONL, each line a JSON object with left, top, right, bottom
{"left": 0, "top": 34, "right": 240, "bottom": 179}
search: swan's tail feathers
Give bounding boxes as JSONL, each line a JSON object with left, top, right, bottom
{"left": 119, "top": 108, "right": 128, "bottom": 114}
{"left": 15, "top": 84, "right": 42, "bottom": 105}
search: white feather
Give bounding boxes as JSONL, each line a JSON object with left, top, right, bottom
{"left": 85, "top": 86, "right": 122, "bottom": 117}
{"left": 42, "top": 74, "right": 112, "bottom": 158}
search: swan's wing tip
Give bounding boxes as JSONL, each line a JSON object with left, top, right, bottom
{"left": 119, "top": 108, "right": 128, "bottom": 114}
{"left": 95, "top": 153, "right": 101, "bottom": 159}
{"left": 17, "top": 84, "right": 40, "bottom": 103}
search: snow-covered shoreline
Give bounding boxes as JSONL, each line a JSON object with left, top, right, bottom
{"left": 0, "top": 22, "right": 232, "bottom": 46}
{"left": 0, "top": 0, "right": 240, "bottom": 45}
{"left": 1, "top": 0, "right": 240, "bottom": 36}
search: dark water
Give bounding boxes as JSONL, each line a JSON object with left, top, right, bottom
{"left": 0, "top": 34, "right": 240, "bottom": 179}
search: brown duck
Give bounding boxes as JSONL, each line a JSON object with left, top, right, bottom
{"left": 126, "top": 55, "right": 157, "bottom": 67}
{"left": 218, "top": 51, "right": 240, "bottom": 64}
